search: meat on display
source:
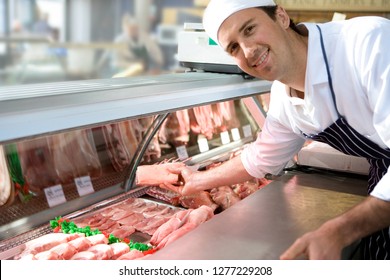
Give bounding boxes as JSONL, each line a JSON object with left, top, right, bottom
{"left": 13, "top": 198, "right": 214, "bottom": 260}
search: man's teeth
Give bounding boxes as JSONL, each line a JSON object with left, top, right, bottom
{"left": 254, "top": 50, "right": 268, "bottom": 67}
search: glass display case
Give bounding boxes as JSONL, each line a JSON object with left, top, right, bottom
{"left": 0, "top": 72, "right": 271, "bottom": 259}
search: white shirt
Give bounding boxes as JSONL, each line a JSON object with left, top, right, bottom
{"left": 241, "top": 16, "right": 390, "bottom": 201}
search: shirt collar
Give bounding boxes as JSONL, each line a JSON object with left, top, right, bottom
{"left": 301, "top": 23, "right": 329, "bottom": 86}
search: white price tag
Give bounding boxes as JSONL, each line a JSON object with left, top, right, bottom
{"left": 242, "top": 124, "right": 253, "bottom": 138}
{"left": 176, "top": 145, "right": 189, "bottom": 160}
{"left": 44, "top": 184, "right": 66, "bottom": 208}
{"left": 197, "top": 136, "right": 209, "bottom": 153}
{"left": 220, "top": 131, "right": 230, "bottom": 145}
{"left": 231, "top": 128, "right": 241, "bottom": 141}
{"left": 75, "top": 176, "right": 94, "bottom": 196}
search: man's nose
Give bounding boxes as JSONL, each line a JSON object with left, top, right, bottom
{"left": 242, "top": 43, "right": 256, "bottom": 60}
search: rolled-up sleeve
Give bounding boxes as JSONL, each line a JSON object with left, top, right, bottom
{"left": 241, "top": 115, "right": 306, "bottom": 179}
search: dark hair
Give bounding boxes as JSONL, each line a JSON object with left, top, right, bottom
{"left": 257, "top": 5, "right": 301, "bottom": 34}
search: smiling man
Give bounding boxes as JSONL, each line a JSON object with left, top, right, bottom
{"left": 162, "top": 0, "right": 390, "bottom": 260}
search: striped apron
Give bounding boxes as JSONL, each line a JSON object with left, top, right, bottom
{"left": 301, "top": 25, "right": 390, "bottom": 259}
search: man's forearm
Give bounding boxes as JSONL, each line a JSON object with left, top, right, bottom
{"left": 327, "top": 196, "right": 390, "bottom": 248}
{"left": 192, "top": 156, "right": 255, "bottom": 190}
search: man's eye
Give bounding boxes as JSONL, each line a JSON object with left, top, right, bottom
{"left": 229, "top": 43, "right": 238, "bottom": 55}
{"left": 244, "top": 25, "right": 255, "bottom": 36}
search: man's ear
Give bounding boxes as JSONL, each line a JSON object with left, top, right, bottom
{"left": 275, "top": 6, "right": 291, "bottom": 30}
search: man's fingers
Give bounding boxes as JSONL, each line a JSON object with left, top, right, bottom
{"left": 280, "top": 239, "right": 307, "bottom": 260}
{"left": 159, "top": 183, "right": 183, "bottom": 195}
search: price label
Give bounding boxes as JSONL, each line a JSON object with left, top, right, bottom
{"left": 176, "top": 145, "right": 189, "bottom": 160}
{"left": 75, "top": 176, "right": 94, "bottom": 196}
{"left": 220, "top": 131, "right": 230, "bottom": 145}
{"left": 44, "top": 184, "right": 66, "bottom": 208}
{"left": 242, "top": 124, "right": 253, "bottom": 138}
{"left": 197, "top": 135, "right": 209, "bottom": 153}
{"left": 231, "top": 128, "right": 241, "bottom": 141}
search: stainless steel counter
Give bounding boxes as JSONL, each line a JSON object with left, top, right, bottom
{"left": 148, "top": 171, "right": 367, "bottom": 260}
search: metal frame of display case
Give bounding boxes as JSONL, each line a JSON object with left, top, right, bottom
{"left": 0, "top": 72, "right": 271, "bottom": 143}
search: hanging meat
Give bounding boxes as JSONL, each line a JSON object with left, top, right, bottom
{"left": 158, "top": 109, "right": 190, "bottom": 147}
{"left": 101, "top": 123, "right": 132, "bottom": 172}
{"left": 17, "top": 136, "right": 60, "bottom": 192}
{"left": 49, "top": 129, "right": 102, "bottom": 184}
{"left": 0, "top": 145, "right": 13, "bottom": 206}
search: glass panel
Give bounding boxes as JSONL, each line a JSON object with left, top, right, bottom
{"left": 0, "top": 97, "right": 262, "bottom": 229}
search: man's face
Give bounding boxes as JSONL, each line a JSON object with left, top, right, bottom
{"left": 218, "top": 7, "right": 291, "bottom": 81}
{"left": 126, "top": 24, "right": 139, "bottom": 40}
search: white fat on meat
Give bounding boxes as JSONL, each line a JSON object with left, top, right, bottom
{"left": 49, "top": 243, "right": 78, "bottom": 260}
{"left": 87, "top": 244, "right": 114, "bottom": 260}
{"left": 71, "top": 251, "right": 97, "bottom": 260}
{"left": 34, "top": 250, "right": 62, "bottom": 260}
{"left": 85, "top": 234, "right": 108, "bottom": 246}
{"left": 19, "top": 253, "right": 37, "bottom": 260}
{"left": 68, "top": 236, "right": 93, "bottom": 252}
{"left": 110, "top": 243, "right": 130, "bottom": 259}
{"left": 16, "top": 233, "right": 83, "bottom": 258}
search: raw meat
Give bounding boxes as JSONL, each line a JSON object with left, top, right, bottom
{"left": 134, "top": 215, "right": 171, "bottom": 236}
{"left": 149, "top": 210, "right": 191, "bottom": 246}
{"left": 87, "top": 244, "right": 114, "bottom": 260}
{"left": 17, "top": 137, "right": 60, "bottom": 192}
{"left": 85, "top": 234, "right": 108, "bottom": 246}
{"left": 19, "top": 253, "right": 37, "bottom": 260}
{"left": 109, "top": 225, "right": 136, "bottom": 239}
{"left": 0, "top": 145, "right": 12, "bottom": 206}
{"left": 49, "top": 129, "right": 102, "bottom": 185}
{"left": 179, "top": 191, "right": 218, "bottom": 211}
{"left": 158, "top": 110, "right": 190, "bottom": 146}
{"left": 34, "top": 250, "right": 62, "bottom": 260}
{"left": 15, "top": 233, "right": 83, "bottom": 258}
{"left": 142, "top": 204, "right": 173, "bottom": 219}
{"left": 210, "top": 186, "right": 241, "bottom": 210}
{"left": 156, "top": 222, "right": 197, "bottom": 249}
{"left": 117, "top": 212, "right": 145, "bottom": 226}
{"left": 145, "top": 187, "right": 181, "bottom": 206}
{"left": 117, "top": 249, "right": 145, "bottom": 260}
{"left": 70, "top": 251, "right": 97, "bottom": 260}
{"left": 186, "top": 205, "right": 214, "bottom": 225}
{"left": 110, "top": 243, "right": 130, "bottom": 259}
{"left": 192, "top": 105, "right": 214, "bottom": 139}
{"left": 101, "top": 123, "right": 132, "bottom": 172}
{"left": 49, "top": 243, "right": 77, "bottom": 260}
{"left": 152, "top": 206, "right": 214, "bottom": 249}
{"left": 68, "top": 236, "right": 93, "bottom": 252}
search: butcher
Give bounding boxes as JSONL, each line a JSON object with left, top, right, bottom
{"left": 161, "top": 0, "right": 390, "bottom": 260}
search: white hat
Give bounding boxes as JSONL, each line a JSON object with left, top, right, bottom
{"left": 203, "top": 0, "right": 276, "bottom": 45}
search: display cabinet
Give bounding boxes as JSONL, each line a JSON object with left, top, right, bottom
{"left": 0, "top": 72, "right": 272, "bottom": 259}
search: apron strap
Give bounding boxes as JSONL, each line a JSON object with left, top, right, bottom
{"left": 316, "top": 25, "right": 342, "bottom": 118}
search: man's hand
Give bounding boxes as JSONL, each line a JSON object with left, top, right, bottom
{"left": 280, "top": 221, "right": 344, "bottom": 260}
{"left": 159, "top": 164, "right": 201, "bottom": 195}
